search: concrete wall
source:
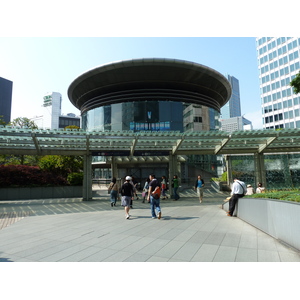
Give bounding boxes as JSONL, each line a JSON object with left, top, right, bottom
{"left": 0, "top": 186, "right": 82, "bottom": 200}
{"left": 223, "top": 198, "right": 300, "bottom": 251}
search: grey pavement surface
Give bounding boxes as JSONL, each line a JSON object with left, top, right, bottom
{"left": 1, "top": 188, "right": 300, "bottom": 262}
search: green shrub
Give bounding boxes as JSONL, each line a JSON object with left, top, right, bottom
{"left": 246, "top": 189, "right": 300, "bottom": 202}
{"left": 0, "top": 165, "right": 68, "bottom": 187}
{"left": 67, "top": 172, "right": 83, "bottom": 186}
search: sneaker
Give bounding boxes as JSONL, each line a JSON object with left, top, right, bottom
{"left": 158, "top": 212, "right": 161, "bottom": 219}
{"left": 126, "top": 214, "right": 130, "bottom": 219}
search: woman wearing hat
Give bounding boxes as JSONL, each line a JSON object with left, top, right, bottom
{"left": 246, "top": 184, "right": 255, "bottom": 195}
{"left": 120, "top": 176, "right": 134, "bottom": 219}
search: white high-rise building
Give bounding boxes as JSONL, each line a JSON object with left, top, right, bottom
{"left": 31, "top": 92, "right": 80, "bottom": 129}
{"left": 42, "top": 92, "right": 62, "bottom": 129}
{"left": 256, "top": 37, "right": 300, "bottom": 129}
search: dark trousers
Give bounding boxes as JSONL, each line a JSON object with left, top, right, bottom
{"left": 228, "top": 193, "right": 244, "bottom": 216}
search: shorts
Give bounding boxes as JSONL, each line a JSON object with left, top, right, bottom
{"left": 197, "top": 187, "right": 204, "bottom": 197}
{"left": 121, "top": 196, "right": 131, "bottom": 207}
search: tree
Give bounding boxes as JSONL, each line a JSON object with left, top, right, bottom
{"left": 8, "top": 117, "right": 38, "bottom": 164}
{"left": 39, "top": 155, "right": 83, "bottom": 177}
{"left": 9, "top": 117, "right": 38, "bottom": 129}
{"left": 290, "top": 71, "right": 300, "bottom": 94}
{"left": 0, "top": 115, "right": 6, "bottom": 126}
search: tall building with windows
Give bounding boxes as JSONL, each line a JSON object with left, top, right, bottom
{"left": 221, "top": 75, "right": 241, "bottom": 119}
{"left": 31, "top": 92, "right": 80, "bottom": 129}
{"left": 0, "top": 77, "right": 13, "bottom": 124}
{"left": 256, "top": 37, "right": 300, "bottom": 129}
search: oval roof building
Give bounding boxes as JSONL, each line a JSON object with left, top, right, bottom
{"left": 68, "top": 58, "right": 232, "bottom": 115}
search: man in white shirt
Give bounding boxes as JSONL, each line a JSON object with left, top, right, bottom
{"left": 227, "top": 178, "right": 246, "bottom": 217}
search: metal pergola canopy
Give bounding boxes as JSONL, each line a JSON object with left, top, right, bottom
{"left": 1, "top": 127, "right": 300, "bottom": 156}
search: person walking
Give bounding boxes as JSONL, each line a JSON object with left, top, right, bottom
{"left": 147, "top": 174, "right": 162, "bottom": 219}
{"left": 227, "top": 178, "right": 247, "bottom": 217}
{"left": 172, "top": 175, "right": 179, "bottom": 200}
{"left": 194, "top": 175, "right": 205, "bottom": 203}
{"left": 108, "top": 177, "right": 119, "bottom": 207}
{"left": 120, "top": 176, "right": 134, "bottom": 219}
{"left": 161, "top": 176, "right": 168, "bottom": 200}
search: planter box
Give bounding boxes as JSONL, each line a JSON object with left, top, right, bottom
{"left": 223, "top": 198, "right": 300, "bottom": 251}
{"left": 0, "top": 186, "right": 82, "bottom": 200}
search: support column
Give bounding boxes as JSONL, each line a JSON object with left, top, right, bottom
{"left": 254, "top": 153, "right": 266, "bottom": 187}
{"left": 225, "top": 155, "right": 233, "bottom": 186}
{"left": 83, "top": 154, "right": 93, "bottom": 201}
{"left": 111, "top": 156, "right": 118, "bottom": 179}
{"left": 168, "top": 154, "right": 181, "bottom": 197}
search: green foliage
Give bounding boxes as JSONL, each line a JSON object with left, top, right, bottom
{"left": 67, "top": 172, "right": 83, "bottom": 186}
{"left": 0, "top": 115, "right": 6, "bottom": 125}
{"left": 245, "top": 189, "right": 300, "bottom": 202}
{"left": 0, "top": 165, "right": 68, "bottom": 187}
{"left": 9, "top": 117, "right": 38, "bottom": 129}
{"left": 211, "top": 172, "right": 228, "bottom": 182}
{"left": 290, "top": 71, "right": 300, "bottom": 94}
{"left": 39, "top": 155, "right": 83, "bottom": 177}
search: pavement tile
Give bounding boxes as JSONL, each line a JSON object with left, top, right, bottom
{"left": 1, "top": 190, "right": 300, "bottom": 263}
{"left": 191, "top": 244, "right": 219, "bottom": 262}
{"left": 213, "top": 245, "right": 238, "bottom": 262}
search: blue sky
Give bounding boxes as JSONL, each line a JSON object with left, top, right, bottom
{"left": 0, "top": 37, "right": 263, "bottom": 127}
{"left": 1, "top": 2, "right": 298, "bottom": 130}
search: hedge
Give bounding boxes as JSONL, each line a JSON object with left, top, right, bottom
{"left": 0, "top": 165, "right": 68, "bottom": 188}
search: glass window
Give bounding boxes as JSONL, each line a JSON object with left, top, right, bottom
{"left": 282, "top": 45, "right": 287, "bottom": 53}
{"left": 282, "top": 90, "right": 287, "bottom": 98}
{"left": 294, "top": 98, "right": 299, "bottom": 105}
{"left": 290, "top": 64, "right": 295, "bottom": 72}
{"left": 295, "top": 109, "right": 300, "bottom": 117}
{"left": 284, "top": 112, "right": 289, "bottom": 119}
{"left": 296, "top": 121, "right": 300, "bottom": 128}
{"left": 277, "top": 38, "right": 281, "bottom": 45}
{"left": 289, "top": 111, "right": 294, "bottom": 119}
{"left": 283, "top": 100, "right": 288, "bottom": 108}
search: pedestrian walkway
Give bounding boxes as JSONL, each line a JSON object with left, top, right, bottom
{"left": 0, "top": 189, "right": 300, "bottom": 262}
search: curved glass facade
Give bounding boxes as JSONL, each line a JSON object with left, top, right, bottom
{"left": 82, "top": 100, "right": 220, "bottom": 132}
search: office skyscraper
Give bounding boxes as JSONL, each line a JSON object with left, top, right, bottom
{"left": 221, "top": 75, "right": 241, "bottom": 119}
{"left": 256, "top": 37, "right": 300, "bottom": 129}
{"left": 0, "top": 77, "right": 13, "bottom": 124}
{"left": 31, "top": 92, "right": 80, "bottom": 129}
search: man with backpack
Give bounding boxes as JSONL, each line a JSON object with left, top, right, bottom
{"left": 147, "top": 174, "right": 162, "bottom": 219}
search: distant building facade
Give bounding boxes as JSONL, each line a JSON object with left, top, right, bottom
{"left": 31, "top": 92, "right": 80, "bottom": 129}
{"left": 256, "top": 37, "right": 300, "bottom": 129}
{"left": 221, "top": 116, "right": 253, "bottom": 133}
{"left": 0, "top": 77, "right": 13, "bottom": 124}
{"left": 221, "top": 75, "right": 241, "bottom": 119}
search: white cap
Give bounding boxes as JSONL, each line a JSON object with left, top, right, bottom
{"left": 125, "top": 176, "right": 132, "bottom": 181}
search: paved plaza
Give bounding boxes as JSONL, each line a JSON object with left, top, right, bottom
{"left": 0, "top": 188, "right": 300, "bottom": 262}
